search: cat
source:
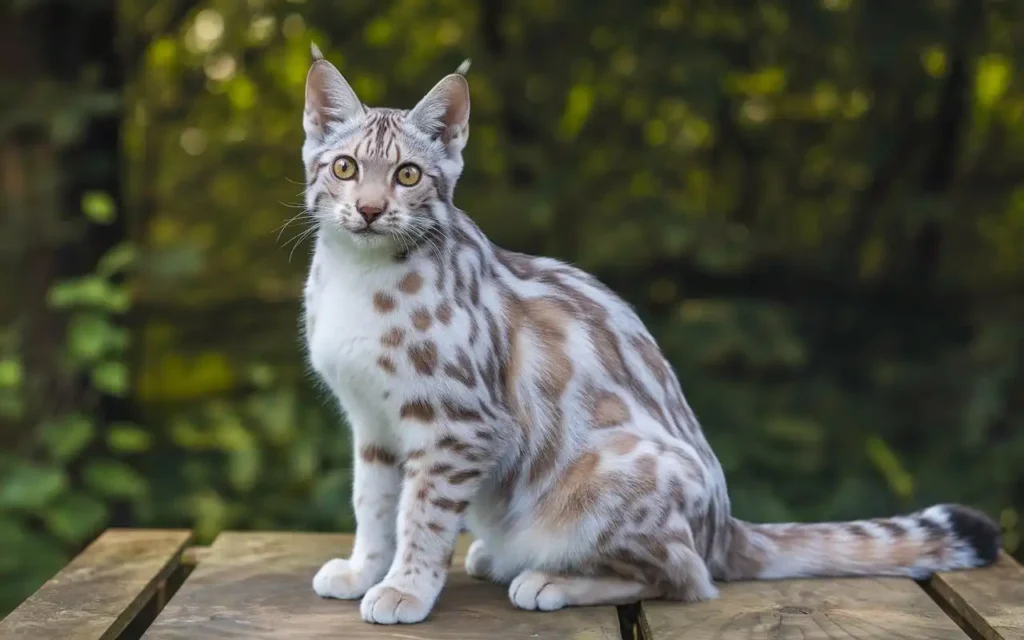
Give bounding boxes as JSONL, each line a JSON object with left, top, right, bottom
{"left": 299, "top": 44, "right": 1001, "bottom": 625}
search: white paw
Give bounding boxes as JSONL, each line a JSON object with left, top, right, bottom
{"left": 312, "top": 558, "right": 380, "bottom": 600}
{"left": 464, "top": 539, "right": 493, "bottom": 580}
{"left": 360, "top": 583, "right": 432, "bottom": 624}
{"left": 509, "top": 570, "right": 568, "bottom": 612}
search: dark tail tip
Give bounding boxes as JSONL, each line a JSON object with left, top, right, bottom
{"left": 945, "top": 504, "right": 1002, "bottom": 566}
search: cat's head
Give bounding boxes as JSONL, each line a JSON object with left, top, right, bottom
{"left": 302, "top": 44, "right": 470, "bottom": 253}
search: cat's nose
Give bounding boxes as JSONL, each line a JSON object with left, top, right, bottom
{"left": 356, "top": 201, "right": 385, "bottom": 224}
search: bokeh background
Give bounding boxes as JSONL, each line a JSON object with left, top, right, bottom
{"left": 2, "top": 0, "right": 1023, "bottom": 615}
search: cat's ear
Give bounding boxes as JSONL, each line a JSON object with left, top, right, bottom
{"left": 304, "top": 43, "right": 364, "bottom": 141}
{"left": 407, "top": 61, "right": 471, "bottom": 154}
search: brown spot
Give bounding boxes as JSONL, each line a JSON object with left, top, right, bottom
{"left": 416, "top": 482, "right": 430, "bottom": 500}
{"left": 373, "top": 291, "right": 397, "bottom": 313}
{"left": 592, "top": 391, "right": 631, "bottom": 428}
{"left": 607, "top": 432, "right": 641, "bottom": 455}
{"left": 408, "top": 341, "right": 438, "bottom": 375}
{"left": 441, "top": 398, "right": 483, "bottom": 422}
{"left": 437, "top": 435, "right": 481, "bottom": 460}
{"left": 528, "top": 426, "right": 564, "bottom": 484}
{"left": 871, "top": 518, "right": 907, "bottom": 537}
{"left": 432, "top": 497, "right": 469, "bottom": 513}
{"left": 400, "top": 399, "right": 436, "bottom": 422}
{"left": 633, "top": 506, "right": 650, "bottom": 525}
{"left": 469, "top": 272, "right": 481, "bottom": 305}
{"left": 538, "top": 451, "right": 601, "bottom": 527}
{"left": 848, "top": 524, "right": 869, "bottom": 538}
{"left": 630, "top": 334, "right": 670, "bottom": 387}
{"left": 427, "top": 522, "right": 445, "bottom": 534}
{"left": 429, "top": 463, "right": 455, "bottom": 475}
{"left": 381, "top": 327, "right": 405, "bottom": 347}
{"left": 361, "top": 445, "right": 398, "bottom": 466}
{"left": 377, "top": 355, "right": 397, "bottom": 374}
{"left": 411, "top": 307, "right": 432, "bottom": 331}
{"left": 449, "top": 469, "right": 481, "bottom": 485}
{"left": 443, "top": 349, "right": 477, "bottom": 388}
{"left": 633, "top": 454, "right": 659, "bottom": 495}
{"left": 436, "top": 301, "right": 453, "bottom": 325}
{"left": 406, "top": 449, "right": 426, "bottom": 460}
{"left": 398, "top": 271, "right": 424, "bottom": 294}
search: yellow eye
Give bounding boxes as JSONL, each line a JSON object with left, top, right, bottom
{"left": 332, "top": 156, "right": 358, "bottom": 180}
{"left": 395, "top": 164, "right": 422, "bottom": 187}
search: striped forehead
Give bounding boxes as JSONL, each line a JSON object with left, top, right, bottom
{"left": 352, "top": 108, "right": 409, "bottom": 163}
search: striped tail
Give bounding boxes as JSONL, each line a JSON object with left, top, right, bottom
{"left": 720, "top": 504, "right": 1001, "bottom": 582}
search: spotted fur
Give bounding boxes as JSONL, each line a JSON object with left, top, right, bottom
{"left": 301, "top": 46, "right": 1002, "bottom": 625}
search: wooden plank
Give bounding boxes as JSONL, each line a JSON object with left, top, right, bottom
{"left": 0, "top": 529, "right": 193, "bottom": 640}
{"left": 143, "top": 532, "right": 622, "bottom": 639}
{"left": 639, "top": 575, "right": 969, "bottom": 640}
{"left": 923, "top": 552, "right": 1024, "bottom": 640}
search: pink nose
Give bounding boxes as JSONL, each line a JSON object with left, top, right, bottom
{"left": 357, "top": 202, "right": 385, "bottom": 224}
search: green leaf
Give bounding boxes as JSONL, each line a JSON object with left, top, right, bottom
{"left": 96, "top": 243, "right": 137, "bottom": 278}
{"left": 107, "top": 423, "right": 153, "bottom": 453}
{"left": 84, "top": 460, "right": 148, "bottom": 500}
{"left": 82, "top": 191, "right": 116, "bottom": 224}
{"left": 91, "top": 361, "right": 130, "bottom": 396}
{"left": 48, "top": 277, "right": 131, "bottom": 312}
{"left": 865, "top": 436, "right": 914, "bottom": 499}
{"left": 975, "top": 54, "right": 1011, "bottom": 108}
{"left": 40, "top": 413, "right": 95, "bottom": 462}
{"left": 44, "top": 493, "right": 109, "bottom": 543}
{"left": 68, "top": 313, "right": 129, "bottom": 363}
{"left": 0, "top": 359, "right": 22, "bottom": 388}
{"left": 0, "top": 464, "right": 67, "bottom": 509}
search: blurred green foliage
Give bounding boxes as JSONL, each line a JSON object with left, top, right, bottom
{"left": 2, "top": 0, "right": 1023, "bottom": 617}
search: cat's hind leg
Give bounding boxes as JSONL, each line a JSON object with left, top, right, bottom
{"left": 509, "top": 570, "right": 661, "bottom": 611}
{"left": 464, "top": 539, "right": 495, "bottom": 580}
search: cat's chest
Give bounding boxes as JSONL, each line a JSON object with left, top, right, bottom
{"left": 303, "top": 256, "right": 440, "bottom": 392}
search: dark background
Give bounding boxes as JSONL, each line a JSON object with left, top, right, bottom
{"left": 1, "top": 0, "right": 1021, "bottom": 615}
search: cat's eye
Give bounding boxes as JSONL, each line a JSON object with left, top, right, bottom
{"left": 395, "top": 164, "right": 422, "bottom": 187}
{"left": 332, "top": 156, "right": 358, "bottom": 180}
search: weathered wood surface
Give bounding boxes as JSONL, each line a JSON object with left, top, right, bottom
{"left": 0, "top": 529, "right": 192, "bottom": 640}
{"left": 142, "top": 532, "right": 622, "bottom": 639}
{"left": 924, "top": 552, "right": 1024, "bottom": 640}
{"left": 639, "top": 574, "right": 971, "bottom": 639}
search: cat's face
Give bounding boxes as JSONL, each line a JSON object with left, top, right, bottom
{"left": 302, "top": 46, "right": 470, "bottom": 253}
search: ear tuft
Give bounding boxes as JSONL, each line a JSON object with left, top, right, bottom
{"left": 455, "top": 59, "right": 471, "bottom": 76}
{"left": 310, "top": 42, "right": 324, "bottom": 61}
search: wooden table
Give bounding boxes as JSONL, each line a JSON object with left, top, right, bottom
{"left": 1, "top": 529, "right": 1020, "bottom": 640}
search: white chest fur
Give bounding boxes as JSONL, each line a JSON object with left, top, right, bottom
{"left": 304, "top": 246, "right": 401, "bottom": 407}
{"left": 302, "top": 237, "right": 456, "bottom": 446}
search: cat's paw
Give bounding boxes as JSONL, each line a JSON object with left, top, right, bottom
{"left": 464, "top": 539, "right": 493, "bottom": 580}
{"left": 360, "top": 583, "right": 431, "bottom": 624}
{"left": 312, "top": 558, "right": 380, "bottom": 600}
{"left": 509, "top": 570, "right": 568, "bottom": 612}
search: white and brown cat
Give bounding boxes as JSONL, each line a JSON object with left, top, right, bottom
{"left": 299, "top": 45, "right": 1000, "bottom": 625}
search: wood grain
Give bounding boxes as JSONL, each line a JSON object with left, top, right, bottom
{"left": 923, "top": 552, "right": 1024, "bottom": 640}
{"left": 640, "top": 575, "right": 969, "bottom": 640}
{"left": 0, "top": 529, "right": 193, "bottom": 640}
{"left": 142, "top": 532, "right": 621, "bottom": 639}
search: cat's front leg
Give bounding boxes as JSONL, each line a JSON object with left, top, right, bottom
{"left": 313, "top": 435, "right": 401, "bottom": 600}
{"left": 360, "top": 411, "right": 494, "bottom": 624}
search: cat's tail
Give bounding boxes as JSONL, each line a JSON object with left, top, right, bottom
{"left": 718, "top": 504, "right": 1001, "bottom": 581}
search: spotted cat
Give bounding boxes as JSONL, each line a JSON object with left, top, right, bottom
{"left": 299, "top": 45, "right": 1001, "bottom": 625}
